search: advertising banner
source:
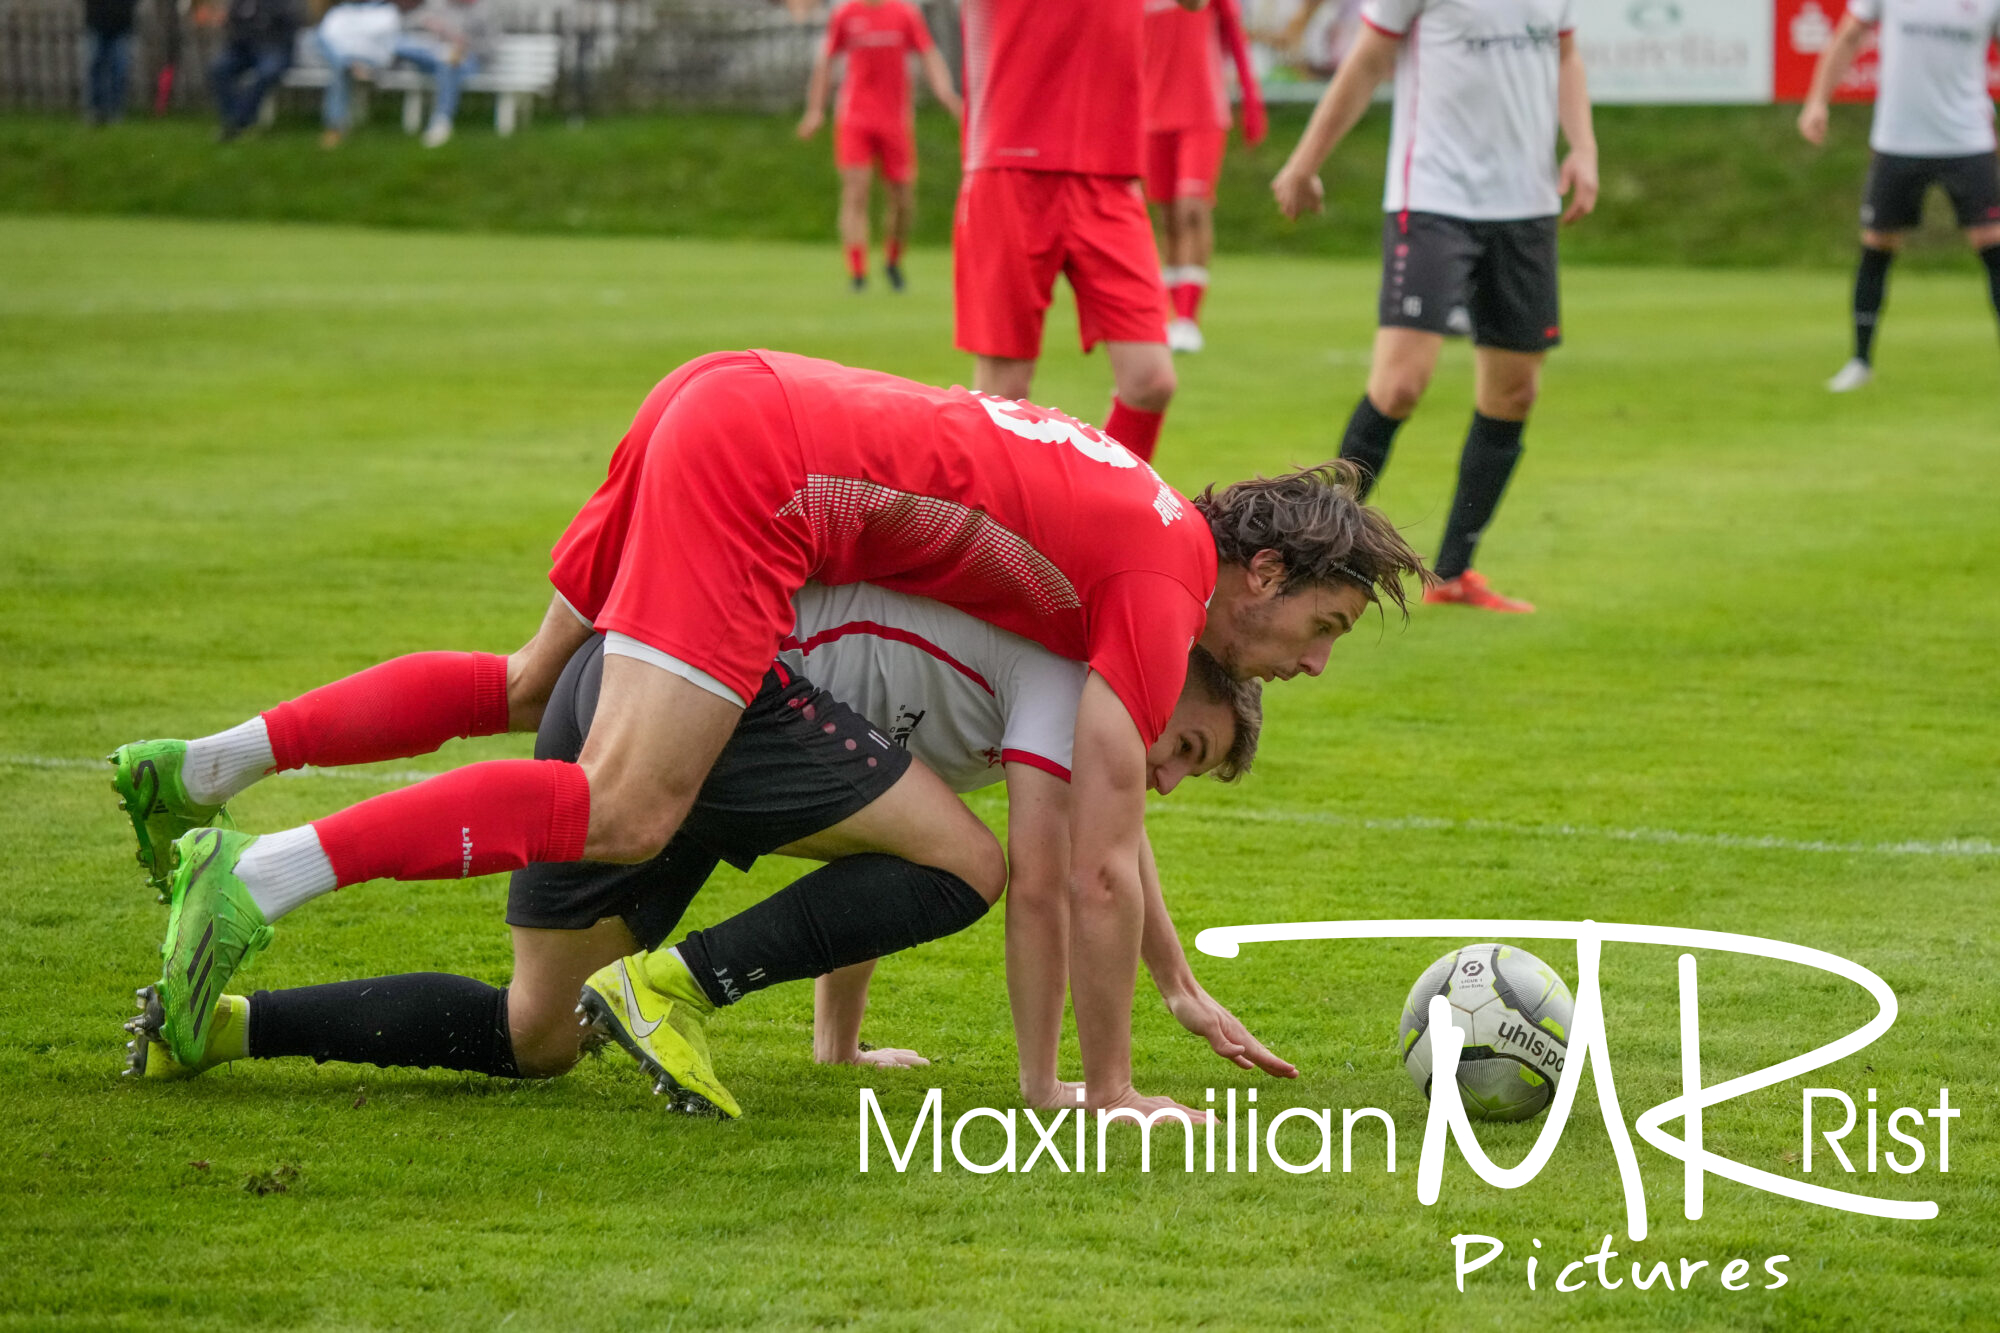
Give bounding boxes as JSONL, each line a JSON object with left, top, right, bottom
{"left": 1772, "top": 0, "right": 2000, "bottom": 101}
{"left": 1571, "top": 0, "right": 1775, "bottom": 104}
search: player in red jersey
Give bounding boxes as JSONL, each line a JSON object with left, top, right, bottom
{"left": 1144, "top": 0, "right": 1267, "bottom": 354}
{"left": 799, "top": 0, "right": 962, "bottom": 291}
{"left": 955, "top": 0, "right": 1208, "bottom": 463}
{"left": 125, "top": 350, "right": 1425, "bottom": 1122}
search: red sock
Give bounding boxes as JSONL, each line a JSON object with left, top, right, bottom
{"left": 1187, "top": 280, "right": 1208, "bottom": 322}
{"left": 1106, "top": 398, "right": 1165, "bottom": 463}
{"left": 1170, "top": 282, "right": 1198, "bottom": 321}
{"left": 312, "top": 759, "right": 590, "bottom": 886}
{"left": 262, "top": 651, "right": 510, "bottom": 772}
{"left": 885, "top": 237, "right": 903, "bottom": 268}
{"left": 846, "top": 244, "right": 867, "bottom": 280}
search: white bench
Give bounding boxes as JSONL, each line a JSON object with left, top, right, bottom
{"left": 270, "top": 31, "right": 559, "bottom": 135}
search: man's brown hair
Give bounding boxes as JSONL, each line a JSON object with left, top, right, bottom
{"left": 1183, "top": 645, "right": 1261, "bottom": 783}
{"left": 1193, "top": 460, "right": 1430, "bottom": 614}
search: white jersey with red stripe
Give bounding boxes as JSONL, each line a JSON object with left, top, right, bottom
{"left": 780, "top": 582, "right": 1086, "bottom": 793}
{"left": 1362, "top": 0, "right": 1573, "bottom": 220}
{"left": 1849, "top": 0, "right": 2000, "bottom": 157}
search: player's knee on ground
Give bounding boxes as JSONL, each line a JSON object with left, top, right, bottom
{"left": 507, "top": 992, "right": 588, "bottom": 1078}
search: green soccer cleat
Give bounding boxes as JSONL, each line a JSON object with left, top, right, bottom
{"left": 123, "top": 985, "right": 249, "bottom": 1080}
{"left": 155, "top": 827, "right": 274, "bottom": 1068}
{"left": 577, "top": 954, "right": 741, "bottom": 1119}
{"left": 108, "top": 740, "right": 234, "bottom": 902}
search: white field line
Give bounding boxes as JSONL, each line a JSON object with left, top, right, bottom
{"left": 1152, "top": 803, "right": 2000, "bottom": 859}
{"left": 12, "top": 753, "right": 1995, "bottom": 859}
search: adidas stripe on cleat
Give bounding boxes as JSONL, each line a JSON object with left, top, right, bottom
{"left": 155, "top": 828, "right": 274, "bottom": 1068}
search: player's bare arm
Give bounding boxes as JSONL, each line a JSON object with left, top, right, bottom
{"left": 1068, "top": 673, "right": 1199, "bottom": 1119}
{"left": 798, "top": 45, "right": 832, "bottom": 137}
{"left": 1136, "top": 832, "right": 1297, "bottom": 1079}
{"left": 1798, "top": 13, "right": 1872, "bottom": 145}
{"left": 1003, "top": 761, "right": 1075, "bottom": 1106}
{"left": 918, "top": 44, "right": 962, "bottom": 121}
{"left": 1557, "top": 33, "right": 1598, "bottom": 225}
{"left": 813, "top": 961, "right": 930, "bottom": 1067}
{"left": 1271, "top": 23, "right": 1399, "bottom": 219}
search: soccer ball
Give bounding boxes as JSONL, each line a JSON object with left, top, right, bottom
{"left": 1399, "top": 943, "right": 1573, "bottom": 1122}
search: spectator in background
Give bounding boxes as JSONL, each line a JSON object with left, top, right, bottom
{"left": 209, "top": 0, "right": 302, "bottom": 142}
{"left": 314, "top": 0, "right": 419, "bottom": 148}
{"left": 81, "top": 0, "right": 139, "bottom": 125}
{"left": 397, "top": 0, "right": 496, "bottom": 147}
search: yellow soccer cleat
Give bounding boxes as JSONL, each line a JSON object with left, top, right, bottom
{"left": 577, "top": 953, "right": 741, "bottom": 1119}
{"left": 123, "top": 986, "right": 250, "bottom": 1080}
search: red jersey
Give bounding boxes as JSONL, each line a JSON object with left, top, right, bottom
{"left": 762, "top": 351, "right": 1216, "bottom": 743}
{"left": 823, "top": 0, "right": 932, "bottom": 133}
{"left": 1144, "top": 0, "right": 1230, "bottom": 132}
{"left": 961, "top": 0, "right": 1147, "bottom": 177}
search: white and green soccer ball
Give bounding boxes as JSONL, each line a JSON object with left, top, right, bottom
{"left": 1399, "top": 943, "right": 1573, "bottom": 1122}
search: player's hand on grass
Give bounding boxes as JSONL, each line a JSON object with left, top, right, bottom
{"left": 1163, "top": 984, "right": 1298, "bottom": 1079}
{"left": 796, "top": 107, "right": 823, "bottom": 139}
{"left": 852, "top": 1045, "right": 930, "bottom": 1069}
{"left": 1559, "top": 148, "right": 1599, "bottom": 224}
{"left": 1797, "top": 101, "right": 1830, "bottom": 146}
{"left": 1271, "top": 164, "right": 1325, "bottom": 220}
{"left": 1020, "top": 1078, "right": 1085, "bottom": 1110}
{"left": 1091, "top": 1085, "right": 1213, "bottom": 1126}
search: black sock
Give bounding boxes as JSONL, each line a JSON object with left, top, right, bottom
{"left": 1981, "top": 245, "right": 2000, "bottom": 331}
{"left": 1435, "top": 412, "right": 1525, "bottom": 581}
{"left": 248, "top": 973, "right": 520, "bottom": 1077}
{"left": 1337, "top": 394, "right": 1407, "bottom": 499}
{"left": 1853, "top": 245, "right": 1895, "bottom": 364}
{"left": 674, "top": 855, "right": 989, "bottom": 1007}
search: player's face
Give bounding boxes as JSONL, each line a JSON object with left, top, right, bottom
{"left": 1218, "top": 580, "right": 1369, "bottom": 683}
{"left": 1146, "top": 693, "right": 1234, "bottom": 796}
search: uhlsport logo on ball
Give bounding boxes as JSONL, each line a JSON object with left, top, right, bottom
{"left": 1400, "top": 943, "right": 1573, "bottom": 1122}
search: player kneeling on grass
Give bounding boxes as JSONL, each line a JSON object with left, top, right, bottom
{"left": 119, "top": 589, "right": 1283, "bottom": 1117}
{"left": 110, "top": 349, "right": 1424, "bottom": 1124}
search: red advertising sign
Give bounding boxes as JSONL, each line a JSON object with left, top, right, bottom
{"left": 1773, "top": 0, "right": 2000, "bottom": 101}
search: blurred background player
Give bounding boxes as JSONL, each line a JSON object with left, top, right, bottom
{"left": 798, "top": 0, "right": 961, "bottom": 292}
{"left": 956, "top": 0, "right": 1206, "bottom": 463}
{"left": 1144, "top": 0, "right": 1267, "bottom": 353}
{"left": 1798, "top": 0, "right": 2000, "bottom": 392}
{"left": 1272, "top": 0, "right": 1596, "bottom": 613}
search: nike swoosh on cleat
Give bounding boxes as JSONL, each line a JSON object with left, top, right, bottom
{"left": 619, "top": 968, "right": 665, "bottom": 1040}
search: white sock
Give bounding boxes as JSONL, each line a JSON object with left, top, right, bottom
{"left": 182, "top": 717, "right": 276, "bottom": 806}
{"left": 1182, "top": 265, "right": 1210, "bottom": 288}
{"left": 237, "top": 826, "right": 338, "bottom": 923}
{"left": 1161, "top": 265, "right": 1186, "bottom": 287}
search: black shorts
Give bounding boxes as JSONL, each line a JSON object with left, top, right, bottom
{"left": 506, "top": 635, "right": 911, "bottom": 948}
{"left": 1378, "top": 212, "right": 1562, "bottom": 352}
{"left": 1860, "top": 152, "right": 2000, "bottom": 232}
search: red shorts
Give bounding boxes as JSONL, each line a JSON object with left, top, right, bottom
{"left": 1143, "top": 127, "right": 1227, "bottom": 205}
{"left": 547, "top": 353, "right": 813, "bottom": 707}
{"left": 953, "top": 168, "right": 1170, "bottom": 360}
{"left": 835, "top": 120, "right": 915, "bottom": 185}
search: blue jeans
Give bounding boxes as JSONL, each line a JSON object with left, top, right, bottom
{"left": 314, "top": 32, "right": 385, "bottom": 130}
{"left": 210, "top": 38, "right": 293, "bottom": 133}
{"left": 393, "top": 42, "right": 480, "bottom": 126}
{"left": 85, "top": 31, "right": 133, "bottom": 123}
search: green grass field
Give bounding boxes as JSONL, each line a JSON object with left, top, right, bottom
{"left": 2, "top": 214, "right": 1996, "bottom": 1330}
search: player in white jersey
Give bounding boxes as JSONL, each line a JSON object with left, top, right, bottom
{"left": 1799, "top": 0, "right": 2000, "bottom": 391}
{"left": 127, "top": 585, "right": 1292, "bottom": 1114}
{"left": 1271, "top": 0, "right": 1596, "bottom": 613}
